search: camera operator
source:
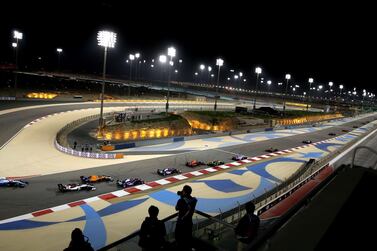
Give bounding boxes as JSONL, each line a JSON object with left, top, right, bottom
{"left": 175, "top": 185, "right": 197, "bottom": 250}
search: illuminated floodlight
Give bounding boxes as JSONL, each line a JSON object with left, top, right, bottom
{"left": 12, "top": 42, "right": 17, "bottom": 48}
{"left": 169, "top": 60, "right": 174, "bottom": 66}
{"left": 255, "top": 67, "right": 262, "bottom": 74}
{"left": 14, "top": 30, "right": 23, "bottom": 40}
{"left": 216, "top": 58, "right": 224, "bottom": 66}
{"left": 159, "top": 55, "right": 167, "bottom": 63}
{"left": 97, "top": 30, "right": 117, "bottom": 48}
{"left": 339, "top": 84, "right": 344, "bottom": 89}
{"left": 329, "top": 81, "right": 333, "bottom": 87}
{"left": 208, "top": 66, "right": 212, "bottom": 72}
{"left": 195, "top": 72, "right": 198, "bottom": 76}
{"left": 267, "top": 80, "right": 272, "bottom": 85}
{"left": 179, "top": 59, "right": 183, "bottom": 63}
{"left": 135, "top": 53, "right": 140, "bottom": 58}
{"left": 57, "top": 48, "right": 63, "bottom": 53}
{"left": 285, "top": 74, "right": 291, "bottom": 80}
{"left": 129, "top": 54, "right": 135, "bottom": 60}
{"left": 308, "top": 78, "right": 314, "bottom": 83}
{"left": 234, "top": 75, "right": 239, "bottom": 79}
{"left": 318, "top": 85, "right": 323, "bottom": 90}
{"left": 239, "top": 72, "right": 243, "bottom": 77}
{"left": 200, "top": 64, "right": 205, "bottom": 70}
{"left": 168, "top": 47, "right": 176, "bottom": 58}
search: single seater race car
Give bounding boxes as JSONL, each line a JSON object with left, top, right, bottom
{"left": 232, "top": 155, "right": 248, "bottom": 161}
{"left": 116, "top": 178, "right": 144, "bottom": 188}
{"left": 328, "top": 132, "right": 336, "bottom": 136}
{"left": 80, "top": 175, "right": 113, "bottom": 183}
{"left": 342, "top": 129, "right": 350, "bottom": 132}
{"left": 157, "top": 168, "right": 181, "bottom": 176}
{"left": 0, "top": 178, "right": 28, "bottom": 188}
{"left": 302, "top": 140, "right": 312, "bottom": 144}
{"left": 265, "top": 147, "right": 279, "bottom": 153}
{"left": 186, "top": 160, "right": 205, "bottom": 167}
{"left": 207, "top": 160, "right": 225, "bottom": 167}
{"left": 58, "top": 183, "right": 96, "bottom": 192}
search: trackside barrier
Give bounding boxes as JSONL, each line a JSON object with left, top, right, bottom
{"left": 114, "top": 142, "right": 136, "bottom": 149}
{"left": 264, "top": 127, "right": 274, "bottom": 131}
{"left": 55, "top": 111, "right": 124, "bottom": 159}
{"left": 173, "top": 137, "right": 184, "bottom": 142}
{"left": 0, "top": 96, "right": 16, "bottom": 100}
{"left": 54, "top": 140, "right": 123, "bottom": 159}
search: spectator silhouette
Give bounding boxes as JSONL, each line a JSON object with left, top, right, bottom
{"left": 64, "top": 228, "right": 94, "bottom": 251}
{"left": 139, "top": 205, "right": 167, "bottom": 251}
{"left": 235, "top": 201, "right": 260, "bottom": 244}
{"left": 175, "top": 185, "right": 197, "bottom": 250}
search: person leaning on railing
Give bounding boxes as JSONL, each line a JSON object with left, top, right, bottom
{"left": 235, "top": 201, "right": 260, "bottom": 245}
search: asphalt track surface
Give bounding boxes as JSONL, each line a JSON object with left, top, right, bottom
{"left": 0, "top": 113, "right": 376, "bottom": 220}
{"left": 0, "top": 101, "right": 233, "bottom": 148}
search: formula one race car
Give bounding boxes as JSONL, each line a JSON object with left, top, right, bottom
{"left": 342, "top": 129, "right": 350, "bottom": 132}
{"left": 186, "top": 160, "right": 205, "bottom": 167}
{"left": 232, "top": 155, "right": 248, "bottom": 161}
{"left": 0, "top": 178, "right": 28, "bottom": 188}
{"left": 58, "top": 183, "right": 96, "bottom": 192}
{"left": 157, "top": 168, "right": 181, "bottom": 176}
{"left": 116, "top": 178, "right": 144, "bottom": 188}
{"left": 302, "top": 140, "right": 312, "bottom": 144}
{"left": 265, "top": 147, "right": 279, "bottom": 153}
{"left": 328, "top": 132, "right": 336, "bottom": 136}
{"left": 80, "top": 175, "right": 114, "bottom": 183}
{"left": 207, "top": 160, "right": 225, "bottom": 167}
{"left": 353, "top": 126, "right": 358, "bottom": 128}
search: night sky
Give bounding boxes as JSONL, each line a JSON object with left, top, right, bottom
{"left": 1, "top": 1, "right": 376, "bottom": 94}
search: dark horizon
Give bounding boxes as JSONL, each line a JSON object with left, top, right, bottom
{"left": 0, "top": 1, "right": 376, "bottom": 95}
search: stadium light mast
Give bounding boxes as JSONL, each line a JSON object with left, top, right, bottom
{"left": 97, "top": 30, "right": 117, "bottom": 129}
{"left": 56, "top": 48, "right": 63, "bottom": 70}
{"left": 283, "top": 73, "right": 291, "bottom": 112}
{"left": 307, "top": 78, "right": 314, "bottom": 111}
{"left": 12, "top": 30, "right": 23, "bottom": 99}
{"left": 165, "top": 46, "right": 176, "bottom": 114}
{"left": 214, "top": 58, "right": 224, "bottom": 111}
{"left": 253, "top": 67, "right": 262, "bottom": 109}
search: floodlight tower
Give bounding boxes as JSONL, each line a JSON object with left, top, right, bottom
{"left": 253, "top": 67, "right": 262, "bottom": 109}
{"left": 283, "top": 74, "right": 291, "bottom": 112}
{"left": 97, "top": 30, "right": 117, "bottom": 128}
{"left": 13, "top": 30, "right": 23, "bottom": 99}
{"left": 165, "top": 46, "right": 176, "bottom": 114}
{"left": 56, "top": 48, "right": 63, "bottom": 70}
{"left": 214, "top": 58, "right": 224, "bottom": 111}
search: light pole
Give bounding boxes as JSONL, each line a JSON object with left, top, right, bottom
{"left": 97, "top": 30, "right": 116, "bottom": 129}
{"left": 283, "top": 74, "right": 291, "bottom": 112}
{"left": 135, "top": 53, "right": 140, "bottom": 80}
{"left": 207, "top": 66, "right": 212, "bottom": 84}
{"left": 199, "top": 64, "right": 205, "bottom": 84}
{"left": 129, "top": 54, "right": 135, "bottom": 80}
{"left": 13, "top": 30, "right": 23, "bottom": 99}
{"left": 307, "top": 78, "right": 314, "bottom": 111}
{"left": 165, "top": 46, "right": 176, "bottom": 114}
{"left": 253, "top": 67, "right": 262, "bottom": 109}
{"left": 214, "top": 58, "right": 223, "bottom": 111}
{"left": 56, "top": 48, "right": 63, "bottom": 71}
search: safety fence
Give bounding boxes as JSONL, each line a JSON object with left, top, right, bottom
{"left": 55, "top": 112, "right": 123, "bottom": 159}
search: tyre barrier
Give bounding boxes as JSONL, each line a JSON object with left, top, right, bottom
{"left": 55, "top": 140, "right": 123, "bottom": 159}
